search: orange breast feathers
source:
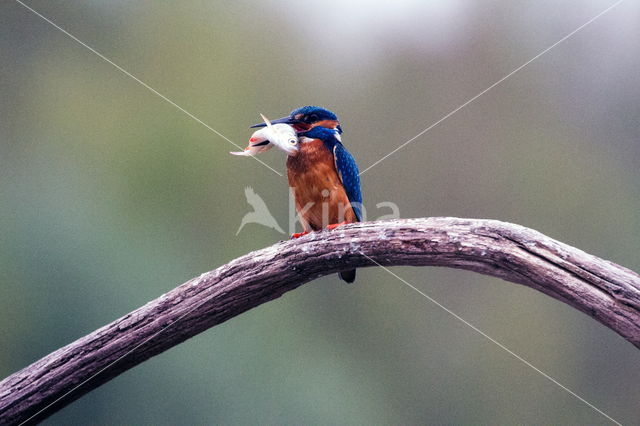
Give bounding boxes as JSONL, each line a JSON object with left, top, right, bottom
{"left": 287, "top": 140, "right": 357, "bottom": 232}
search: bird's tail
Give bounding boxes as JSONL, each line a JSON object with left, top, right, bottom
{"left": 339, "top": 269, "right": 356, "bottom": 284}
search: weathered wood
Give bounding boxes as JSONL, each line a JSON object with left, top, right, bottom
{"left": 1, "top": 217, "right": 639, "bottom": 424}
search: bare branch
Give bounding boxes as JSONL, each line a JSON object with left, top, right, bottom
{"left": 2, "top": 217, "right": 639, "bottom": 424}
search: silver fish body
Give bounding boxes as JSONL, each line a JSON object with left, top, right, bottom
{"left": 231, "top": 116, "right": 298, "bottom": 157}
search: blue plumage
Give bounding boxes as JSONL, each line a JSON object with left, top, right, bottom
{"left": 251, "top": 106, "right": 343, "bottom": 134}
{"left": 300, "top": 126, "right": 362, "bottom": 221}
{"left": 290, "top": 106, "right": 338, "bottom": 121}
{"left": 333, "top": 144, "right": 362, "bottom": 221}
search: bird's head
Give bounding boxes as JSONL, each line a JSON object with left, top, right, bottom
{"left": 251, "top": 106, "right": 342, "bottom": 134}
{"left": 299, "top": 126, "right": 342, "bottom": 147}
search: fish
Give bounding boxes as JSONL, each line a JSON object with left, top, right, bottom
{"left": 231, "top": 114, "right": 299, "bottom": 157}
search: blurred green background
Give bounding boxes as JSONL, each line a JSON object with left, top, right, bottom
{"left": 2, "top": 0, "right": 639, "bottom": 424}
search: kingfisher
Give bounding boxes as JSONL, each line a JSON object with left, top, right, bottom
{"left": 250, "top": 105, "right": 343, "bottom": 134}
{"left": 251, "top": 107, "right": 361, "bottom": 283}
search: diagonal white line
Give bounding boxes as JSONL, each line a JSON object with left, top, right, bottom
{"left": 18, "top": 286, "right": 219, "bottom": 425}
{"left": 14, "top": 0, "right": 283, "bottom": 177}
{"left": 359, "top": 0, "right": 625, "bottom": 176}
{"left": 360, "top": 253, "right": 622, "bottom": 425}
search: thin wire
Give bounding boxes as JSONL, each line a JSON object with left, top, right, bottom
{"left": 14, "top": 0, "right": 283, "bottom": 177}
{"left": 361, "top": 253, "right": 622, "bottom": 425}
{"left": 18, "top": 288, "right": 217, "bottom": 425}
{"left": 359, "top": 0, "right": 625, "bottom": 176}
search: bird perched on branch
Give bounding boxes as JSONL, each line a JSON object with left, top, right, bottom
{"left": 240, "top": 106, "right": 361, "bottom": 282}
{"left": 252, "top": 107, "right": 361, "bottom": 283}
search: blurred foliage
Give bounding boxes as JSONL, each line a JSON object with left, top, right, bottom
{"left": 1, "top": 0, "right": 639, "bottom": 424}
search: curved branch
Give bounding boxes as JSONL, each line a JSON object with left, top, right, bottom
{"left": 2, "top": 217, "right": 639, "bottom": 424}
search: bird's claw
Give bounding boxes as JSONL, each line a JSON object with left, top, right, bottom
{"left": 290, "top": 231, "right": 309, "bottom": 239}
{"left": 326, "top": 221, "right": 348, "bottom": 230}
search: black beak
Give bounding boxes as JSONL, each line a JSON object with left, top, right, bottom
{"left": 250, "top": 116, "right": 297, "bottom": 128}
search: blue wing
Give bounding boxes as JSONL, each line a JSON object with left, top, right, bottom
{"left": 333, "top": 143, "right": 362, "bottom": 221}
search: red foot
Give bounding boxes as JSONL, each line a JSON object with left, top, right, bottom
{"left": 326, "top": 221, "right": 348, "bottom": 230}
{"left": 290, "top": 231, "right": 309, "bottom": 239}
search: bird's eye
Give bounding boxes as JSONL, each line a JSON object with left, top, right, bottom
{"left": 308, "top": 114, "right": 318, "bottom": 122}
{"left": 288, "top": 138, "right": 297, "bottom": 145}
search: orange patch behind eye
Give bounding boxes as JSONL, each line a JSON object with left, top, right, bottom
{"left": 311, "top": 120, "right": 339, "bottom": 130}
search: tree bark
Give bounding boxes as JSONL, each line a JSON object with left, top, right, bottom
{"left": 1, "top": 217, "right": 639, "bottom": 424}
